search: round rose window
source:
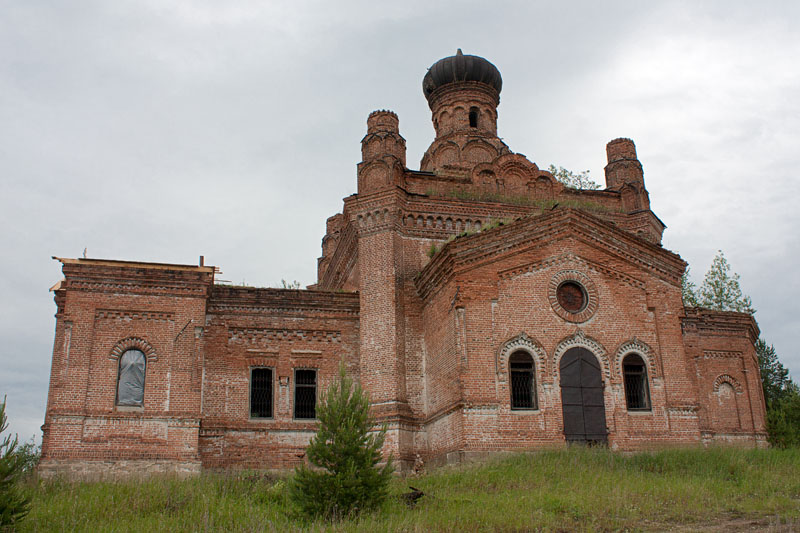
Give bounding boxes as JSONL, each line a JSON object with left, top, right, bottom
{"left": 549, "top": 269, "right": 598, "bottom": 323}
{"left": 556, "top": 281, "right": 587, "bottom": 313}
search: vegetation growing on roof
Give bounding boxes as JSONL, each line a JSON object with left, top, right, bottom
{"left": 547, "top": 164, "right": 601, "bottom": 190}
{"left": 424, "top": 188, "right": 621, "bottom": 214}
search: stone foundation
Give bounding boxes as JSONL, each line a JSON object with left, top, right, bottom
{"left": 37, "top": 459, "right": 202, "bottom": 480}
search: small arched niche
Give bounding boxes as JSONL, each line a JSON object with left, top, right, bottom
{"left": 469, "top": 106, "right": 479, "bottom": 128}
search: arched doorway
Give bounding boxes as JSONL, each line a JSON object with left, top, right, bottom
{"left": 559, "top": 347, "right": 607, "bottom": 444}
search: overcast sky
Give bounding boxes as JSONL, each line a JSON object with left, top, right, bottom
{"left": 2, "top": 1, "right": 798, "bottom": 442}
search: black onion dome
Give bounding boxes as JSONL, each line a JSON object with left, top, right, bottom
{"left": 423, "top": 49, "right": 502, "bottom": 100}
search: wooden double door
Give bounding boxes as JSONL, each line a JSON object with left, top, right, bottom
{"left": 559, "top": 347, "right": 608, "bottom": 444}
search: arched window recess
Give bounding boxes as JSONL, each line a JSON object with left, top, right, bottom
{"left": 469, "top": 107, "right": 479, "bottom": 128}
{"left": 509, "top": 351, "right": 537, "bottom": 410}
{"left": 622, "top": 353, "right": 650, "bottom": 411}
{"left": 116, "top": 349, "right": 146, "bottom": 407}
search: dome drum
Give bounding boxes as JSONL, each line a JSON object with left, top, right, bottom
{"left": 423, "top": 49, "right": 503, "bottom": 105}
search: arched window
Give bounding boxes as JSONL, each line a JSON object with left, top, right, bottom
{"left": 509, "top": 351, "right": 537, "bottom": 409}
{"left": 623, "top": 353, "right": 650, "bottom": 410}
{"left": 469, "top": 107, "right": 479, "bottom": 128}
{"left": 116, "top": 349, "right": 146, "bottom": 407}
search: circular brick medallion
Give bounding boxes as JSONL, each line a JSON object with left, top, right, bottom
{"left": 549, "top": 270, "right": 597, "bottom": 323}
{"left": 557, "top": 281, "right": 587, "bottom": 313}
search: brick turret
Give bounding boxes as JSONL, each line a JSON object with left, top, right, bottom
{"left": 604, "top": 138, "right": 644, "bottom": 189}
{"left": 357, "top": 110, "right": 406, "bottom": 194}
{"left": 604, "top": 138, "right": 650, "bottom": 211}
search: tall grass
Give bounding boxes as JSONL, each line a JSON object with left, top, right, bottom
{"left": 20, "top": 447, "right": 800, "bottom": 532}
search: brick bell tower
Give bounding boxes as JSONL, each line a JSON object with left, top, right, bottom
{"left": 420, "top": 49, "right": 510, "bottom": 172}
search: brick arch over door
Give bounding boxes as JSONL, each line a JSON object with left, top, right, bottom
{"left": 553, "top": 331, "right": 610, "bottom": 381}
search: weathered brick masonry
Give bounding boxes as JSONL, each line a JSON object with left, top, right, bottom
{"left": 40, "top": 50, "right": 767, "bottom": 478}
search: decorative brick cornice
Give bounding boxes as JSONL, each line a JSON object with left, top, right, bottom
{"left": 209, "top": 287, "right": 359, "bottom": 317}
{"left": 500, "top": 253, "right": 646, "bottom": 290}
{"left": 55, "top": 257, "right": 214, "bottom": 299}
{"left": 228, "top": 327, "right": 342, "bottom": 344}
{"left": 681, "top": 307, "right": 759, "bottom": 343}
{"left": 702, "top": 350, "right": 744, "bottom": 359}
{"left": 416, "top": 208, "right": 683, "bottom": 302}
{"left": 355, "top": 206, "right": 398, "bottom": 235}
{"left": 666, "top": 405, "right": 699, "bottom": 416}
{"left": 95, "top": 309, "right": 174, "bottom": 322}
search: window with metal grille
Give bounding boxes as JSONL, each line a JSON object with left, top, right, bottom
{"left": 623, "top": 354, "right": 650, "bottom": 410}
{"left": 116, "top": 349, "right": 146, "bottom": 407}
{"left": 510, "top": 351, "right": 537, "bottom": 410}
{"left": 250, "top": 368, "right": 273, "bottom": 418}
{"left": 294, "top": 369, "right": 317, "bottom": 419}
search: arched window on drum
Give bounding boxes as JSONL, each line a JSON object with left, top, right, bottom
{"left": 116, "top": 349, "right": 146, "bottom": 407}
{"left": 622, "top": 353, "right": 650, "bottom": 411}
{"left": 509, "top": 351, "right": 537, "bottom": 410}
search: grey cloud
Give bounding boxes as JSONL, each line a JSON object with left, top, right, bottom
{"left": 2, "top": 1, "right": 798, "bottom": 440}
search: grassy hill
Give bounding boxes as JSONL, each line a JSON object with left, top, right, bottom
{"left": 19, "top": 447, "right": 800, "bottom": 531}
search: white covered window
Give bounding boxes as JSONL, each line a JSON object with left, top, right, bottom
{"left": 117, "top": 349, "right": 146, "bottom": 406}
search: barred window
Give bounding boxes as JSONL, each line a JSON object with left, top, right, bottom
{"left": 294, "top": 369, "right": 317, "bottom": 419}
{"left": 510, "top": 351, "right": 537, "bottom": 410}
{"left": 116, "top": 349, "right": 146, "bottom": 407}
{"left": 623, "top": 354, "right": 651, "bottom": 410}
{"left": 250, "top": 368, "right": 274, "bottom": 418}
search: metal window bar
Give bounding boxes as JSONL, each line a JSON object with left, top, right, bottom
{"left": 511, "top": 370, "right": 535, "bottom": 409}
{"left": 623, "top": 363, "right": 650, "bottom": 410}
{"left": 294, "top": 369, "right": 317, "bottom": 419}
{"left": 250, "top": 368, "right": 273, "bottom": 418}
{"left": 510, "top": 353, "right": 536, "bottom": 409}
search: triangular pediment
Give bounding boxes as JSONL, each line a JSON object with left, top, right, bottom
{"left": 498, "top": 252, "right": 646, "bottom": 290}
{"left": 415, "top": 207, "right": 684, "bottom": 301}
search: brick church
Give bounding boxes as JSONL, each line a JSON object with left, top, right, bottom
{"left": 40, "top": 51, "right": 767, "bottom": 477}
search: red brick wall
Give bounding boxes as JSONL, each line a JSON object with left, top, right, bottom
{"left": 41, "top": 89, "right": 769, "bottom": 477}
{"left": 198, "top": 286, "right": 360, "bottom": 470}
{"left": 40, "top": 259, "right": 213, "bottom": 477}
{"left": 682, "top": 308, "right": 767, "bottom": 445}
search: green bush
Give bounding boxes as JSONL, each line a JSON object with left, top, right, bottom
{"left": 14, "top": 437, "right": 40, "bottom": 476}
{"left": 767, "top": 384, "right": 800, "bottom": 448}
{"left": 289, "top": 365, "right": 393, "bottom": 520}
{"left": 0, "top": 397, "right": 31, "bottom": 527}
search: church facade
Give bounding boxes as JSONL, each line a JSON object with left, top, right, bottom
{"left": 39, "top": 51, "right": 767, "bottom": 478}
